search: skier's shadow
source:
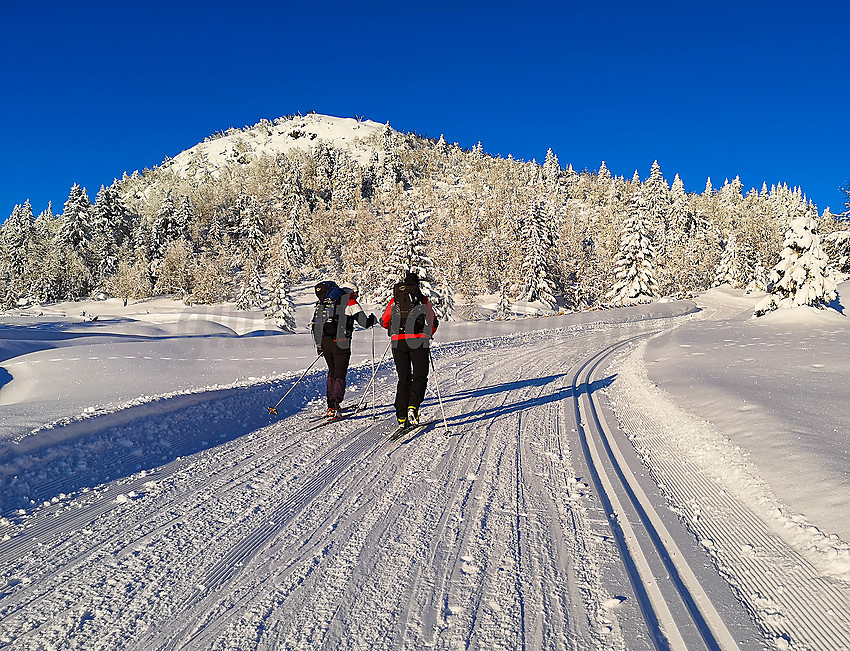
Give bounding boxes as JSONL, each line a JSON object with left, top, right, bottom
{"left": 434, "top": 374, "right": 616, "bottom": 428}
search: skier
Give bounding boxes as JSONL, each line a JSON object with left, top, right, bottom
{"left": 310, "top": 280, "right": 377, "bottom": 419}
{"left": 380, "top": 271, "right": 439, "bottom": 427}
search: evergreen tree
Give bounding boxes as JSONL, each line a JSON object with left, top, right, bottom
{"left": 282, "top": 201, "right": 306, "bottom": 271}
{"left": 235, "top": 256, "right": 265, "bottom": 310}
{"left": 668, "top": 174, "right": 693, "bottom": 233}
{"left": 313, "top": 141, "right": 335, "bottom": 199}
{"left": 643, "top": 160, "right": 671, "bottom": 256}
{"left": 754, "top": 210, "right": 838, "bottom": 316}
{"left": 58, "top": 184, "right": 92, "bottom": 254}
{"left": 234, "top": 192, "right": 267, "bottom": 256}
{"left": 606, "top": 188, "right": 659, "bottom": 306}
{"left": 1, "top": 202, "right": 34, "bottom": 283}
{"left": 493, "top": 283, "right": 513, "bottom": 320}
{"left": 150, "top": 190, "right": 180, "bottom": 261}
{"left": 174, "top": 195, "right": 197, "bottom": 245}
{"left": 824, "top": 229, "right": 850, "bottom": 273}
{"left": 377, "top": 209, "right": 446, "bottom": 316}
{"left": 542, "top": 148, "right": 561, "bottom": 186}
{"left": 265, "top": 264, "right": 296, "bottom": 331}
{"left": 517, "top": 202, "right": 557, "bottom": 308}
{"left": 92, "top": 185, "right": 130, "bottom": 247}
{"left": 714, "top": 234, "right": 742, "bottom": 287}
{"left": 331, "top": 152, "right": 359, "bottom": 210}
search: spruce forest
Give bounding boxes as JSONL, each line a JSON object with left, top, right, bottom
{"left": 2, "top": 113, "right": 849, "bottom": 325}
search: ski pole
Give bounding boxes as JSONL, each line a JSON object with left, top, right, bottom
{"left": 428, "top": 348, "right": 450, "bottom": 436}
{"left": 267, "top": 353, "right": 322, "bottom": 415}
{"left": 354, "top": 339, "right": 391, "bottom": 418}
{"left": 370, "top": 326, "right": 377, "bottom": 419}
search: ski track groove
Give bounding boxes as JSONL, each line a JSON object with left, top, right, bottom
{"left": 573, "top": 336, "right": 748, "bottom": 651}
{"left": 391, "top": 350, "right": 526, "bottom": 649}
{"left": 608, "top": 342, "right": 850, "bottom": 651}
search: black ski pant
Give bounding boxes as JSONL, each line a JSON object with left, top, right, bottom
{"left": 391, "top": 340, "right": 429, "bottom": 420}
{"left": 321, "top": 336, "right": 351, "bottom": 408}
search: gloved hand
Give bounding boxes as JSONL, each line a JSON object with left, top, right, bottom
{"left": 366, "top": 313, "right": 378, "bottom": 328}
{"left": 317, "top": 347, "right": 323, "bottom": 355}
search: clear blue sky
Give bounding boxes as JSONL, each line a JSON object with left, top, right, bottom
{"left": 2, "top": 0, "right": 848, "bottom": 220}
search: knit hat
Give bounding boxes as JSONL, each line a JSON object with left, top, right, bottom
{"left": 314, "top": 280, "right": 334, "bottom": 301}
{"left": 403, "top": 271, "right": 420, "bottom": 285}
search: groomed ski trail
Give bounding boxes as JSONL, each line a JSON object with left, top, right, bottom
{"left": 0, "top": 319, "right": 767, "bottom": 650}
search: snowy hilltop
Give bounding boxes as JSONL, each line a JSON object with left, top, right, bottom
{"left": 168, "top": 113, "right": 385, "bottom": 177}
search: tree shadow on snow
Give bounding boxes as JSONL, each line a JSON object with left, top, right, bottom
{"left": 0, "top": 368, "right": 327, "bottom": 518}
{"left": 437, "top": 374, "right": 616, "bottom": 429}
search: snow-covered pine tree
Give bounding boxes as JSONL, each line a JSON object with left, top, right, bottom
{"left": 174, "top": 195, "right": 197, "bottom": 245}
{"left": 313, "top": 141, "right": 334, "bottom": 201}
{"left": 606, "top": 188, "right": 659, "bottom": 306}
{"left": 542, "top": 148, "right": 561, "bottom": 187}
{"left": 754, "top": 210, "right": 838, "bottom": 316}
{"left": 517, "top": 201, "right": 557, "bottom": 309}
{"left": 204, "top": 212, "right": 225, "bottom": 252}
{"left": 643, "top": 161, "right": 671, "bottom": 257}
{"left": 824, "top": 228, "right": 850, "bottom": 274}
{"left": 234, "top": 192, "right": 267, "bottom": 257}
{"left": 436, "top": 277, "right": 455, "bottom": 321}
{"left": 27, "top": 203, "right": 63, "bottom": 303}
{"left": 377, "top": 209, "right": 448, "bottom": 317}
{"left": 714, "top": 233, "right": 742, "bottom": 287}
{"left": 92, "top": 185, "right": 131, "bottom": 247}
{"left": 667, "top": 174, "right": 691, "bottom": 232}
{"left": 265, "top": 264, "right": 296, "bottom": 331}
{"left": 58, "top": 184, "right": 92, "bottom": 255}
{"left": 235, "top": 256, "right": 265, "bottom": 310}
{"left": 150, "top": 190, "right": 180, "bottom": 261}
{"left": 379, "top": 147, "right": 403, "bottom": 193}
{"left": 90, "top": 185, "right": 131, "bottom": 284}
{"left": 331, "top": 152, "right": 359, "bottom": 211}
{"left": 492, "top": 283, "right": 513, "bottom": 320}
{"left": 282, "top": 201, "right": 307, "bottom": 272}
{"left": 1, "top": 202, "right": 33, "bottom": 282}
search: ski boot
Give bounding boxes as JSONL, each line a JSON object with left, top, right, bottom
{"left": 407, "top": 406, "right": 420, "bottom": 426}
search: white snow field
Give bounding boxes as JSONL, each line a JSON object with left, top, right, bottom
{"left": 0, "top": 283, "right": 848, "bottom": 650}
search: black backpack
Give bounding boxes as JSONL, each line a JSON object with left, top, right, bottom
{"left": 314, "top": 284, "right": 347, "bottom": 338}
{"left": 392, "top": 281, "right": 426, "bottom": 334}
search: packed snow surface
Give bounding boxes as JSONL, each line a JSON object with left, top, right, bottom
{"left": 0, "top": 282, "right": 848, "bottom": 650}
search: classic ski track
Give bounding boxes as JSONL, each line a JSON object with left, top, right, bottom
{"left": 573, "top": 336, "right": 744, "bottom": 651}
{"left": 608, "top": 344, "right": 850, "bottom": 651}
